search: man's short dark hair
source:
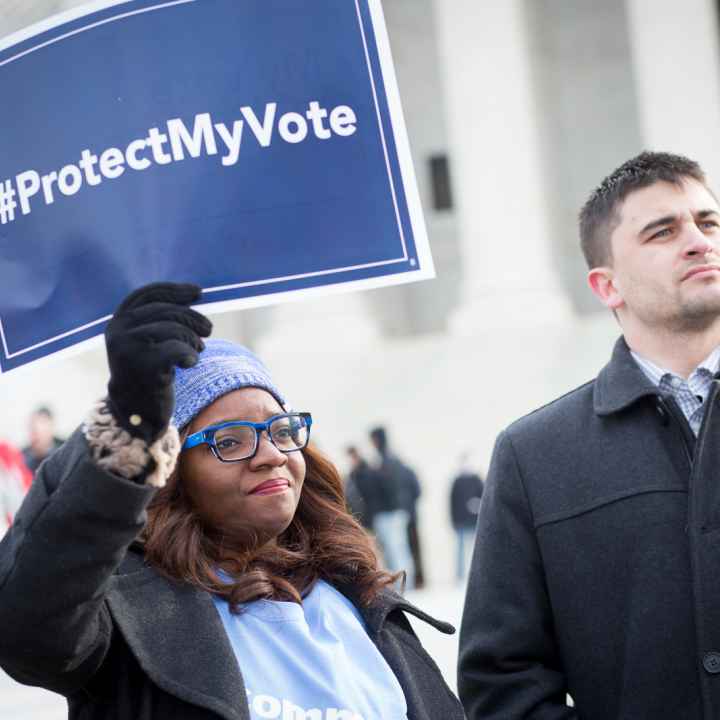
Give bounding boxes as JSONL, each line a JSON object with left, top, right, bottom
{"left": 33, "top": 406, "right": 54, "bottom": 420}
{"left": 369, "top": 426, "right": 387, "bottom": 452}
{"left": 579, "top": 151, "right": 707, "bottom": 269}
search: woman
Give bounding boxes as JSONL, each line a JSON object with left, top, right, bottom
{"left": 0, "top": 282, "right": 464, "bottom": 720}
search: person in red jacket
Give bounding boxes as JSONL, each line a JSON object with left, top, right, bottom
{"left": 0, "top": 440, "right": 31, "bottom": 534}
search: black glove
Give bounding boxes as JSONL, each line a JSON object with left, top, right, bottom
{"left": 105, "top": 282, "right": 213, "bottom": 443}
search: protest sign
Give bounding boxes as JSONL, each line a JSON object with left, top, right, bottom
{"left": 0, "top": 0, "right": 432, "bottom": 374}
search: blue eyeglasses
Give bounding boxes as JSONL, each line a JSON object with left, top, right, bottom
{"left": 182, "top": 412, "right": 312, "bottom": 463}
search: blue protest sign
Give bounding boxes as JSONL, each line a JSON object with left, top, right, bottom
{"left": 0, "top": 0, "right": 432, "bottom": 374}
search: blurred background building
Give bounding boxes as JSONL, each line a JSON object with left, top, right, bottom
{"left": 2, "top": 0, "right": 720, "bottom": 588}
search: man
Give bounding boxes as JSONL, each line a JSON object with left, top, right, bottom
{"left": 449, "top": 453, "right": 483, "bottom": 582}
{"left": 368, "top": 426, "right": 418, "bottom": 587}
{"left": 344, "top": 445, "right": 377, "bottom": 530}
{"left": 21, "top": 406, "right": 64, "bottom": 476}
{"left": 459, "top": 152, "right": 720, "bottom": 719}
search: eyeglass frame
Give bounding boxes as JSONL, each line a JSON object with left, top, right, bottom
{"left": 181, "top": 412, "right": 313, "bottom": 463}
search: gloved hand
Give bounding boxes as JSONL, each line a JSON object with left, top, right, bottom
{"left": 105, "top": 282, "right": 213, "bottom": 443}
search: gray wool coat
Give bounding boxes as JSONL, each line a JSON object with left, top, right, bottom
{"left": 458, "top": 337, "right": 720, "bottom": 720}
{"left": 0, "top": 430, "right": 464, "bottom": 720}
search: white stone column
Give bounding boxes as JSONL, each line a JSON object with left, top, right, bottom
{"left": 627, "top": 0, "right": 720, "bottom": 184}
{"left": 431, "top": 0, "right": 572, "bottom": 333}
{"left": 256, "top": 290, "right": 380, "bottom": 358}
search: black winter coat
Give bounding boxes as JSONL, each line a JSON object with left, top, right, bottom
{"left": 348, "top": 459, "right": 382, "bottom": 528}
{"left": 0, "top": 430, "right": 464, "bottom": 720}
{"left": 459, "top": 337, "right": 720, "bottom": 720}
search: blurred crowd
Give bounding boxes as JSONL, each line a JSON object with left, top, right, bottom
{"left": 345, "top": 426, "right": 484, "bottom": 588}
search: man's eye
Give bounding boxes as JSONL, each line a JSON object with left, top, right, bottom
{"left": 700, "top": 221, "right": 719, "bottom": 230}
{"left": 649, "top": 228, "right": 672, "bottom": 240}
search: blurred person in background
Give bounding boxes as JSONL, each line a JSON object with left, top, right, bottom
{"left": 459, "top": 152, "right": 720, "bottom": 719}
{"left": 344, "top": 445, "right": 377, "bottom": 530}
{"left": 0, "top": 440, "right": 31, "bottom": 536}
{"left": 0, "top": 282, "right": 464, "bottom": 720}
{"left": 449, "top": 453, "right": 483, "bottom": 583}
{"left": 22, "top": 405, "right": 64, "bottom": 476}
{"left": 369, "top": 426, "right": 419, "bottom": 589}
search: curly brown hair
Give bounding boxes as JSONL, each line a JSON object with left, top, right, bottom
{"left": 141, "top": 442, "right": 400, "bottom": 612}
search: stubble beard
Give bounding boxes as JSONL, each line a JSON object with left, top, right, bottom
{"left": 668, "top": 292, "right": 720, "bottom": 333}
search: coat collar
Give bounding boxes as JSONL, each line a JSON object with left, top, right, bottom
{"left": 336, "top": 581, "right": 456, "bottom": 637}
{"left": 594, "top": 336, "right": 661, "bottom": 416}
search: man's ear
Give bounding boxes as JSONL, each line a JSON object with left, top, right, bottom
{"left": 587, "top": 267, "right": 624, "bottom": 310}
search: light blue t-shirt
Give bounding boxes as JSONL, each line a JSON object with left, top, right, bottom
{"left": 212, "top": 579, "right": 408, "bottom": 720}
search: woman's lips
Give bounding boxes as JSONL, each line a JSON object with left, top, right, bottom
{"left": 249, "top": 479, "right": 290, "bottom": 496}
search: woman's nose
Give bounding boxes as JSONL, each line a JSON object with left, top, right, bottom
{"left": 249, "top": 431, "right": 287, "bottom": 468}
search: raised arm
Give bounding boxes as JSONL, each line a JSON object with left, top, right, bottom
{"left": 0, "top": 282, "right": 211, "bottom": 694}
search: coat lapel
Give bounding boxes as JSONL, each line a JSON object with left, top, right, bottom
{"left": 107, "top": 560, "right": 249, "bottom": 720}
{"left": 594, "top": 336, "right": 660, "bottom": 416}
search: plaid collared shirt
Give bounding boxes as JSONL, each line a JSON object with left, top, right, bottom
{"left": 631, "top": 346, "right": 720, "bottom": 436}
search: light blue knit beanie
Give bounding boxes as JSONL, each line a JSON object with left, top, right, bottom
{"left": 171, "top": 339, "right": 286, "bottom": 430}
